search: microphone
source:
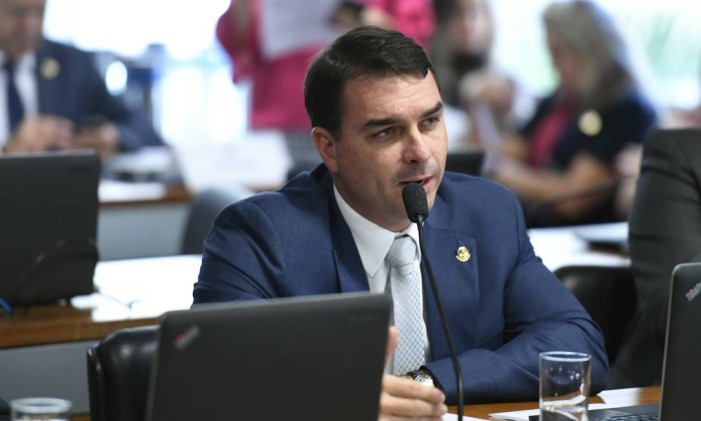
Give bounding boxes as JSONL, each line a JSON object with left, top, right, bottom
{"left": 402, "top": 183, "right": 464, "bottom": 421}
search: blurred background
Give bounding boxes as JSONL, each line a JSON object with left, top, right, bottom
{"left": 43, "top": 0, "right": 701, "bottom": 149}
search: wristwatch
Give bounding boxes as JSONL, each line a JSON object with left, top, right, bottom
{"left": 406, "top": 368, "right": 437, "bottom": 388}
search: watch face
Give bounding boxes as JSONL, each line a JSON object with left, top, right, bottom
{"left": 414, "top": 372, "right": 435, "bottom": 387}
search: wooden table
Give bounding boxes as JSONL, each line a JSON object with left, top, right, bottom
{"left": 454, "top": 386, "right": 660, "bottom": 419}
{"left": 66, "top": 386, "right": 661, "bottom": 421}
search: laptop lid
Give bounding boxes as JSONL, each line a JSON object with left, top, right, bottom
{"left": 566, "top": 262, "right": 701, "bottom": 421}
{"left": 145, "top": 292, "right": 391, "bottom": 421}
{"left": 658, "top": 262, "right": 701, "bottom": 419}
{"left": 0, "top": 150, "right": 100, "bottom": 306}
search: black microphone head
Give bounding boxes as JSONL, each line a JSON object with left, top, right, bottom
{"left": 402, "top": 183, "right": 429, "bottom": 223}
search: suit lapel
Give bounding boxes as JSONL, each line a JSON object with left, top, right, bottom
{"left": 35, "top": 43, "right": 60, "bottom": 114}
{"left": 319, "top": 170, "right": 370, "bottom": 293}
{"left": 421, "top": 195, "right": 481, "bottom": 359}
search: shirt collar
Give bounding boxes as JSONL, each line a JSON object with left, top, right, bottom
{"left": 333, "top": 184, "right": 421, "bottom": 278}
{"left": 2, "top": 52, "right": 36, "bottom": 70}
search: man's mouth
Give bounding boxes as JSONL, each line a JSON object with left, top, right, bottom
{"left": 399, "top": 177, "right": 430, "bottom": 189}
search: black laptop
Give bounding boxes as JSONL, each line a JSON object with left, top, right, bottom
{"left": 531, "top": 262, "right": 701, "bottom": 421}
{"left": 0, "top": 150, "right": 100, "bottom": 306}
{"left": 145, "top": 292, "right": 391, "bottom": 421}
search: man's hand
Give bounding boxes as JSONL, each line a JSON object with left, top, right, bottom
{"left": 3, "top": 116, "right": 74, "bottom": 153}
{"left": 379, "top": 327, "right": 447, "bottom": 420}
{"left": 72, "top": 122, "right": 120, "bottom": 161}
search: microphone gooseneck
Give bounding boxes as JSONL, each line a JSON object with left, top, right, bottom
{"left": 402, "top": 183, "right": 464, "bottom": 421}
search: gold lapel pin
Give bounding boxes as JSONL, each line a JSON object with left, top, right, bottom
{"left": 578, "top": 109, "right": 602, "bottom": 136}
{"left": 455, "top": 246, "right": 471, "bottom": 263}
{"left": 40, "top": 58, "right": 60, "bottom": 80}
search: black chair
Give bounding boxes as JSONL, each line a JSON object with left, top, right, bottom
{"left": 87, "top": 325, "right": 158, "bottom": 421}
{"left": 553, "top": 265, "right": 637, "bottom": 365}
{"left": 180, "top": 186, "right": 252, "bottom": 254}
{"left": 445, "top": 150, "right": 484, "bottom": 176}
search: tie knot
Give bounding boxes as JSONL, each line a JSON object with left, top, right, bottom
{"left": 387, "top": 235, "right": 417, "bottom": 268}
{"left": 4, "top": 60, "right": 15, "bottom": 72}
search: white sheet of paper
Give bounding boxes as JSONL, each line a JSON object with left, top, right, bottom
{"left": 441, "top": 414, "right": 486, "bottom": 421}
{"left": 260, "top": 0, "right": 343, "bottom": 59}
{"left": 173, "top": 130, "right": 292, "bottom": 193}
{"left": 489, "top": 403, "right": 610, "bottom": 421}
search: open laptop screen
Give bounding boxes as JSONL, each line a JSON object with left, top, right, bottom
{"left": 0, "top": 150, "right": 100, "bottom": 306}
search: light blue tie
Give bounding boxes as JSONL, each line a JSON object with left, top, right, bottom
{"left": 387, "top": 235, "right": 426, "bottom": 375}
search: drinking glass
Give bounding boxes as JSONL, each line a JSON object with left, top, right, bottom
{"left": 10, "top": 397, "right": 72, "bottom": 421}
{"left": 539, "top": 351, "right": 591, "bottom": 421}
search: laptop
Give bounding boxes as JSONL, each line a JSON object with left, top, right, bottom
{"left": 0, "top": 150, "right": 100, "bottom": 306}
{"left": 145, "top": 292, "right": 391, "bottom": 421}
{"left": 530, "top": 262, "right": 701, "bottom": 421}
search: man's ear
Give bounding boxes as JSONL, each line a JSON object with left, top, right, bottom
{"left": 312, "top": 126, "right": 339, "bottom": 172}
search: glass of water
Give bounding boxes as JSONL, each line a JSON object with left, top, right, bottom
{"left": 539, "top": 351, "right": 591, "bottom": 421}
{"left": 10, "top": 397, "right": 72, "bottom": 421}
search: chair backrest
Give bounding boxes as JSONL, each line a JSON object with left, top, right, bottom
{"left": 445, "top": 150, "right": 484, "bottom": 176}
{"left": 87, "top": 325, "right": 158, "bottom": 421}
{"left": 180, "top": 187, "right": 252, "bottom": 255}
{"left": 554, "top": 265, "right": 636, "bottom": 365}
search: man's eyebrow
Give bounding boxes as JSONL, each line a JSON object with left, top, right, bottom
{"left": 422, "top": 102, "right": 443, "bottom": 117}
{"left": 363, "top": 117, "right": 398, "bottom": 129}
{"left": 362, "top": 102, "right": 444, "bottom": 130}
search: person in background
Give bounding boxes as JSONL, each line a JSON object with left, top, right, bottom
{"left": 470, "top": 0, "right": 657, "bottom": 227}
{"left": 0, "top": 0, "right": 164, "bottom": 160}
{"left": 610, "top": 128, "right": 701, "bottom": 387}
{"left": 194, "top": 26, "right": 608, "bottom": 416}
{"left": 430, "top": 0, "right": 526, "bottom": 149}
{"left": 215, "top": 0, "right": 435, "bottom": 134}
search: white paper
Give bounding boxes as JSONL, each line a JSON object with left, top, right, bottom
{"left": 260, "top": 0, "right": 343, "bottom": 59}
{"left": 489, "top": 403, "right": 610, "bottom": 421}
{"left": 99, "top": 179, "right": 168, "bottom": 202}
{"left": 441, "top": 414, "right": 485, "bottom": 421}
{"left": 173, "top": 130, "right": 292, "bottom": 193}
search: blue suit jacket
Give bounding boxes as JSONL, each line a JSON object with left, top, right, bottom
{"left": 34, "top": 39, "right": 163, "bottom": 150}
{"left": 194, "top": 165, "right": 608, "bottom": 403}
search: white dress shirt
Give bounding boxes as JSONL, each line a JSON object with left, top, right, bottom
{"left": 1, "top": 52, "right": 38, "bottom": 147}
{"left": 333, "top": 184, "right": 430, "bottom": 370}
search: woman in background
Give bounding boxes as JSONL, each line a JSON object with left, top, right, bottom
{"left": 430, "top": 0, "right": 525, "bottom": 148}
{"left": 471, "top": 0, "right": 657, "bottom": 227}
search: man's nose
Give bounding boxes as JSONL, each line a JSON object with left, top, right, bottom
{"left": 403, "top": 128, "right": 432, "bottom": 164}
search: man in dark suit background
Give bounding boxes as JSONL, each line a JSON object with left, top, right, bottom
{"left": 0, "top": 0, "right": 163, "bottom": 159}
{"left": 610, "top": 128, "right": 701, "bottom": 387}
{"left": 194, "top": 26, "right": 607, "bottom": 418}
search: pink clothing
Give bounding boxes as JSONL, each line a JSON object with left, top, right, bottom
{"left": 527, "top": 98, "right": 575, "bottom": 168}
{"left": 360, "top": 0, "right": 436, "bottom": 51}
{"left": 216, "top": 0, "right": 435, "bottom": 131}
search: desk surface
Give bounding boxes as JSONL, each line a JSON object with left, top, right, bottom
{"left": 0, "top": 255, "right": 200, "bottom": 349}
{"left": 528, "top": 222, "right": 630, "bottom": 271}
{"left": 1, "top": 223, "right": 629, "bottom": 349}
{"left": 455, "top": 386, "right": 660, "bottom": 419}
{"left": 68, "top": 386, "right": 658, "bottom": 421}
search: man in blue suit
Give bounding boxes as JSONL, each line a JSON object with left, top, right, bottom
{"left": 194, "top": 26, "right": 607, "bottom": 418}
{"left": 0, "top": 0, "right": 163, "bottom": 158}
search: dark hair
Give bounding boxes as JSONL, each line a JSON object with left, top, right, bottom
{"left": 304, "top": 26, "right": 438, "bottom": 137}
